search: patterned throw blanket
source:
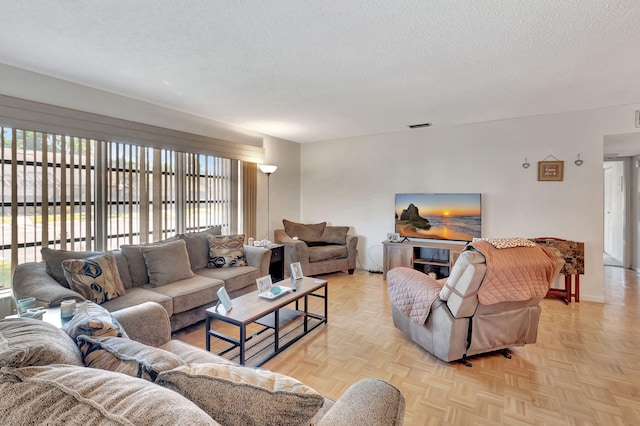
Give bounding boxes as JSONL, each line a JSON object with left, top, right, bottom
{"left": 469, "top": 240, "right": 563, "bottom": 305}
{"left": 387, "top": 267, "right": 443, "bottom": 325}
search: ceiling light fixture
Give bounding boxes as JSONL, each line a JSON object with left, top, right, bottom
{"left": 408, "top": 122, "right": 432, "bottom": 129}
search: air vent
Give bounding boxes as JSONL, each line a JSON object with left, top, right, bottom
{"left": 636, "top": 110, "right": 640, "bottom": 128}
{"left": 408, "top": 122, "right": 432, "bottom": 129}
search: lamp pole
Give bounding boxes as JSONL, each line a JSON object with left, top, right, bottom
{"left": 259, "top": 164, "right": 277, "bottom": 240}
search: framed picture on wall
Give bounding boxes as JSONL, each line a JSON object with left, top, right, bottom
{"left": 538, "top": 160, "right": 564, "bottom": 181}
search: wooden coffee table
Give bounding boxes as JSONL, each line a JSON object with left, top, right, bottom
{"left": 205, "top": 276, "right": 328, "bottom": 366}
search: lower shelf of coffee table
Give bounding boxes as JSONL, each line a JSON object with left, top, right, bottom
{"left": 217, "top": 310, "right": 324, "bottom": 367}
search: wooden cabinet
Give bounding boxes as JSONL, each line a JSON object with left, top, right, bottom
{"left": 382, "top": 240, "right": 465, "bottom": 279}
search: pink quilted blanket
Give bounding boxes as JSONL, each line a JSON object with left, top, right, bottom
{"left": 387, "top": 267, "right": 443, "bottom": 325}
{"left": 469, "top": 241, "right": 562, "bottom": 305}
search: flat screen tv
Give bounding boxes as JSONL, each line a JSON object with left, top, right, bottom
{"left": 395, "top": 193, "right": 482, "bottom": 242}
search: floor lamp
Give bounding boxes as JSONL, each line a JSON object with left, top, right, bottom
{"left": 259, "top": 164, "right": 277, "bottom": 240}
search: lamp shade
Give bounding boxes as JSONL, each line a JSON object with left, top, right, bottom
{"left": 259, "top": 164, "right": 278, "bottom": 175}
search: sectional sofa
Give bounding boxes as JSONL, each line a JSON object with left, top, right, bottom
{"left": 12, "top": 227, "right": 271, "bottom": 331}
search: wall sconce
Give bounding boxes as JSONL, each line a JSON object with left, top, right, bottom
{"left": 574, "top": 154, "right": 583, "bottom": 166}
{"left": 522, "top": 158, "right": 530, "bottom": 169}
{"left": 259, "top": 164, "right": 278, "bottom": 239}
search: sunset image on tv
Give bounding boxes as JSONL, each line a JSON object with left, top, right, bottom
{"left": 395, "top": 193, "right": 481, "bottom": 242}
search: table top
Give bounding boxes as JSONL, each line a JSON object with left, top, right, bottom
{"left": 206, "top": 276, "right": 327, "bottom": 325}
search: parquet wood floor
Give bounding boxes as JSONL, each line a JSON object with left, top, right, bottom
{"left": 173, "top": 267, "right": 640, "bottom": 425}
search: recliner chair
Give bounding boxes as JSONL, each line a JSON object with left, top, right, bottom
{"left": 387, "top": 241, "right": 564, "bottom": 365}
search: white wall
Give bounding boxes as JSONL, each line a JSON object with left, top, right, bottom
{"left": 300, "top": 104, "right": 640, "bottom": 303}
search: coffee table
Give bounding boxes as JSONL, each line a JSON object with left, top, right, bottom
{"left": 205, "top": 276, "right": 328, "bottom": 367}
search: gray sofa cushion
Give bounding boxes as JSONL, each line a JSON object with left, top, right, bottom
{"left": 144, "top": 275, "right": 223, "bottom": 314}
{"left": 41, "top": 247, "right": 102, "bottom": 288}
{"left": 195, "top": 266, "right": 260, "bottom": 295}
{"left": 180, "top": 226, "right": 223, "bottom": 270}
{"left": 0, "top": 365, "right": 219, "bottom": 425}
{"left": 141, "top": 239, "right": 194, "bottom": 287}
{"left": 101, "top": 287, "right": 174, "bottom": 316}
{"left": 0, "top": 318, "right": 83, "bottom": 368}
{"left": 308, "top": 245, "right": 348, "bottom": 263}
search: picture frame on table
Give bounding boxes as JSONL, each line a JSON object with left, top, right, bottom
{"left": 256, "top": 275, "right": 273, "bottom": 294}
{"left": 216, "top": 287, "right": 232, "bottom": 312}
{"left": 290, "top": 262, "right": 303, "bottom": 280}
{"left": 387, "top": 232, "right": 401, "bottom": 242}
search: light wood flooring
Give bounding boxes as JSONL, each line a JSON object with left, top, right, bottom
{"left": 173, "top": 268, "right": 640, "bottom": 425}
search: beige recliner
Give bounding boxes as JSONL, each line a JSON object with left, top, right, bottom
{"left": 387, "top": 241, "right": 564, "bottom": 366}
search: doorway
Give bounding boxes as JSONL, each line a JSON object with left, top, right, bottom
{"left": 603, "top": 160, "right": 626, "bottom": 267}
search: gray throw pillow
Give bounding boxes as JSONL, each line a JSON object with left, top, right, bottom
{"left": 282, "top": 219, "right": 327, "bottom": 244}
{"left": 180, "top": 226, "right": 223, "bottom": 270}
{"left": 0, "top": 365, "right": 218, "bottom": 425}
{"left": 0, "top": 318, "right": 83, "bottom": 368}
{"left": 141, "top": 239, "right": 195, "bottom": 286}
{"left": 320, "top": 226, "right": 350, "bottom": 245}
{"left": 157, "top": 363, "right": 324, "bottom": 426}
{"left": 120, "top": 236, "right": 180, "bottom": 285}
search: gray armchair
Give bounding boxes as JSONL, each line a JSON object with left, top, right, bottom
{"left": 274, "top": 220, "right": 358, "bottom": 276}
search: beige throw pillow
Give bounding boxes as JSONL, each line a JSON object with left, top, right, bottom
{"left": 62, "top": 252, "right": 126, "bottom": 304}
{"left": 141, "top": 239, "right": 194, "bottom": 286}
{"left": 77, "top": 335, "right": 184, "bottom": 381}
{"left": 156, "top": 363, "right": 324, "bottom": 426}
{"left": 207, "top": 234, "right": 247, "bottom": 268}
{"left": 41, "top": 247, "right": 103, "bottom": 288}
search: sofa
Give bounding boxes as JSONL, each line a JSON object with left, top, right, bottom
{"left": 12, "top": 227, "right": 271, "bottom": 331}
{"left": 274, "top": 219, "right": 358, "bottom": 276}
{"left": 0, "top": 301, "right": 405, "bottom": 425}
{"left": 387, "top": 239, "right": 564, "bottom": 365}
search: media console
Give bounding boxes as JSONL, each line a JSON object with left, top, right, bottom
{"left": 382, "top": 240, "right": 466, "bottom": 280}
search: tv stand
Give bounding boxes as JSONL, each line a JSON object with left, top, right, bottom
{"left": 382, "top": 240, "right": 465, "bottom": 280}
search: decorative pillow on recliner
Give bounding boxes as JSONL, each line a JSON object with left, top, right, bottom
{"left": 283, "top": 219, "right": 326, "bottom": 244}
{"left": 141, "top": 239, "right": 194, "bottom": 286}
{"left": 207, "top": 234, "right": 247, "bottom": 268}
{"left": 156, "top": 363, "right": 324, "bottom": 426}
{"left": 319, "top": 226, "right": 349, "bottom": 245}
{"left": 77, "top": 335, "right": 184, "bottom": 381}
{"left": 63, "top": 301, "right": 129, "bottom": 341}
{"left": 62, "top": 252, "right": 126, "bottom": 304}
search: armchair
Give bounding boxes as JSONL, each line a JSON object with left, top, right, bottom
{"left": 274, "top": 219, "right": 358, "bottom": 276}
{"left": 387, "top": 240, "right": 564, "bottom": 365}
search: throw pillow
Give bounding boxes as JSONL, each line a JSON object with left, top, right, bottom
{"left": 77, "top": 335, "right": 184, "bottom": 381}
{"left": 207, "top": 234, "right": 247, "bottom": 268}
{"left": 0, "top": 365, "right": 219, "bottom": 426}
{"left": 319, "top": 226, "right": 349, "bottom": 245}
{"left": 120, "top": 236, "right": 180, "bottom": 285}
{"left": 141, "top": 239, "right": 194, "bottom": 286}
{"left": 41, "top": 247, "right": 103, "bottom": 288}
{"left": 63, "top": 300, "right": 129, "bottom": 341}
{"left": 156, "top": 363, "right": 324, "bottom": 426}
{"left": 282, "top": 219, "right": 327, "bottom": 244}
{"left": 180, "top": 226, "right": 223, "bottom": 270}
{"left": 62, "top": 252, "right": 126, "bottom": 304}
{"left": 0, "top": 318, "right": 83, "bottom": 368}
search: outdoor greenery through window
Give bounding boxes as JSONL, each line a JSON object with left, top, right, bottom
{"left": 1, "top": 126, "right": 233, "bottom": 289}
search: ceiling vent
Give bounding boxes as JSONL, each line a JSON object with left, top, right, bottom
{"left": 408, "top": 122, "right": 432, "bottom": 129}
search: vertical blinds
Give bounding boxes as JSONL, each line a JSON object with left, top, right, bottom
{"left": 0, "top": 126, "right": 251, "bottom": 289}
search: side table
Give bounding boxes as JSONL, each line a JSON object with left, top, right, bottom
{"left": 267, "top": 244, "right": 285, "bottom": 282}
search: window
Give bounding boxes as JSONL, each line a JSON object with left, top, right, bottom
{"left": 0, "top": 127, "right": 235, "bottom": 289}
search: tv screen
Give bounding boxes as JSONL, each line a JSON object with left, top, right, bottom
{"left": 395, "top": 193, "right": 482, "bottom": 242}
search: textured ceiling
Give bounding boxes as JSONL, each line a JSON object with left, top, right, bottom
{"left": 0, "top": 1, "right": 639, "bottom": 143}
